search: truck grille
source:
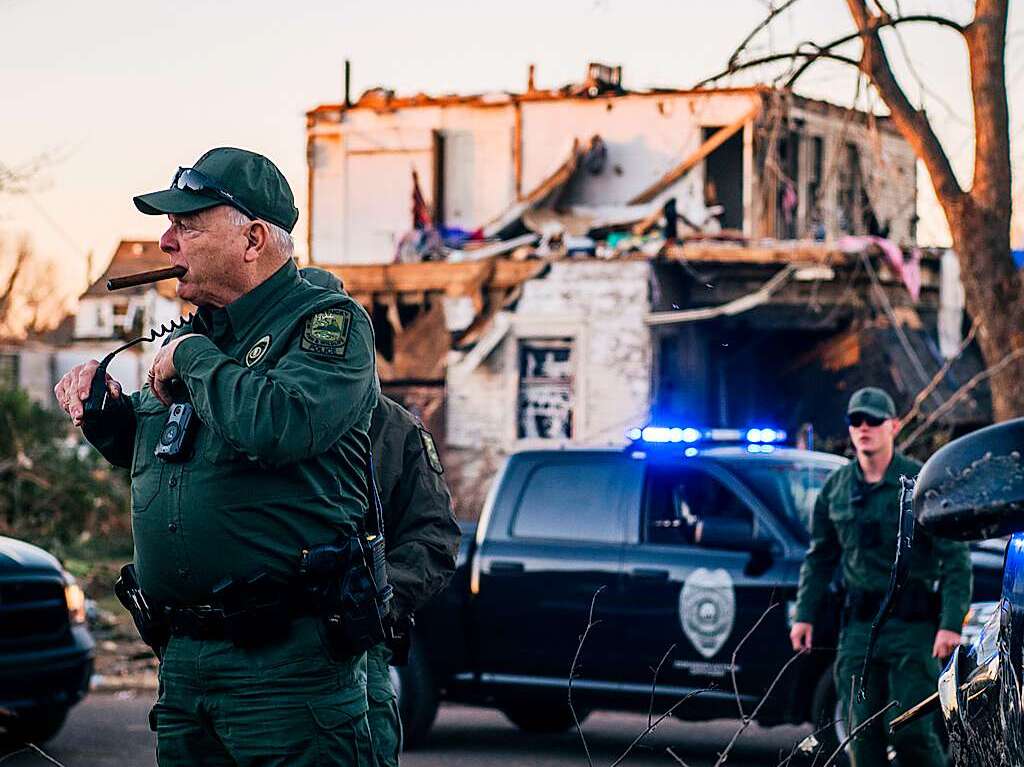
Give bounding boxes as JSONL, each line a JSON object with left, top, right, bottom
{"left": 0, "top": 576, "right": 70, "bottom": 650}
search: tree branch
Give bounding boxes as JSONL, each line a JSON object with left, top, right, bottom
{"left": 819, "top": 701, "right": 899, "bottom": 767}
{"left": 698, "top": 13, "right": 966, "bottom": 90}
{"left": 713, "top": 649, "right": 806, "bottom": 767}
{"left": 727, "top": 0, "right": 805, "bottom": 70}
{"left": 568, "top": 587, "right": 604, "bottom": 767}
{"left": 964, "top": 0, "right": 1011, "bottom": 212}
{"left": 898, "top": 343, "right": 1024, "bottom": 452}
{"left": 648, "top": 644, "right": 676, "bottom": 729}
{"left": 899, "top": 318, "right": 979, "bottom": 428}
{"left": 845, "top": 1, "right": 966, "bottom": 209}
{"left": 731, "top": 602, "right": 779, "bottom": 720}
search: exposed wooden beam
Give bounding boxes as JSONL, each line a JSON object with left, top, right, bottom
{"left": 628, "top": 102, "right": 762, "bottom": 205}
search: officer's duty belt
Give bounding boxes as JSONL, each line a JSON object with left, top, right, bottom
{"left": 845, "top": 581, "right": 941, "bottom": 624}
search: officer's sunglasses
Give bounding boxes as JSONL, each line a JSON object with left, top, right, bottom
{"left": 847, "top": 412, "right": 886, "bottom": 428}
{"left": 170, "top": 167, "right": 259, "bottom": 222}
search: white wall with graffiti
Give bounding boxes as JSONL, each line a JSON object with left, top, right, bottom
{"left": 447, "top": 258, "right": 652, "bottom": 455}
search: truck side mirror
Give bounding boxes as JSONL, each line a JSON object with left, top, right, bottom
{"left": 915, "top": 417, "right": 1024, "bottom": 541}
{"left": 695, "top": 517, "right": 755, "bottom": 550}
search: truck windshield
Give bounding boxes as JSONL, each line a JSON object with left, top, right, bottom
{"left": 731, "top": 460, "right": 836, "bottom": 537}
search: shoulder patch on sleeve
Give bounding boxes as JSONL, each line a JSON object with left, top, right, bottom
{"left": 300, "top": 308, "right": 352, "bottom": 359}
{"left": 419, "top": 428, "right": 444, "bottom": 475}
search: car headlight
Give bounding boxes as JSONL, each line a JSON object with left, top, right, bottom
{"left": 961, "top": 601, "right": 999, "bottom": 648}
{"left": 63, "top": 574, "right": 87, "bottom": 625}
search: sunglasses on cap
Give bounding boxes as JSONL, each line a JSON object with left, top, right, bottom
{"left": 171, "top": 167, "right": 259, "bottom": 222}
{"left": 847, "top": 412, "right": 887, "bottom": 428}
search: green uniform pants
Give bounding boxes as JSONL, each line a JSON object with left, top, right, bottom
{"left": 366, "top": 643, "right": 402, "bottom": 767}
{"left": 834, "top": 618, "right": 945, "bottom": 767}
{"left": 152, "top": 617, "right": 374, "bottom": 766}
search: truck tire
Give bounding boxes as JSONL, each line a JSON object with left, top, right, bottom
{"left": 502, "top": 701, "right": 587, "bottom": 734}
{"left": 393, "top": 641, "right": 439, "bottom": 750}
{"left": 811, "top": 670, "right": 852, "bottom": 767}
{"left": 3, "top": 706, "right": 69, "bottom": 746}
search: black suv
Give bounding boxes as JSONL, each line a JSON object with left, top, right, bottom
{"left": 0, "top": 536, "right": 94, "bottom": 745}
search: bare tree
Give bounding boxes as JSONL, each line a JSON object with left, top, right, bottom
{"left": 704, "top": 1, "right": 1023, "bottom": 421}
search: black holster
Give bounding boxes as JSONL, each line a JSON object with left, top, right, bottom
{"left": 386, "top": 615, "right": 414, "bottom": 667}
{"left": 113, "top": 564, "right": 169, "bottom": 659}
{"left": 845, "top": 581, "right": 941, "bottom": 625}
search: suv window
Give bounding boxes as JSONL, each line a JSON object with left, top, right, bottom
{"left": 512, "top": 460, "right": 624, "bottom": 543}
{"left": 645, "top": 466, "right": 755, "bottom": 546}
{"left": 730, "top": 460, "right": 835, "bottom": 535}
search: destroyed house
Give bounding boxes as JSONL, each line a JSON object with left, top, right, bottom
{"left": 306, "top": 64, "right": 918, "bottom": 262}
{"left": 306, "top": 65, "right": 983, "bottom": 513}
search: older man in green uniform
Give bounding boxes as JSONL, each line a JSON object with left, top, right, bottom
{"left": 790, "top": 387, "right": 971, "bottom": 766}
{"left": 302, "top": 267, "right": 460, "bottom": 766}
{"left": 54, "top": 148, "right": 379, "bottom": 766}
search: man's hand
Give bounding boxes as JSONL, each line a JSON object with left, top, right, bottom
{"left": 790, "top": 622, "right": 814, "bottom": 652}
{"left": 933, "top": 629, "right": 961, "bottom": 659}
{"left": 148, "top": 334, "right": 201, "bottom": 406}
{"left": 53, "top": 360, "right": 122, "bottom": 427}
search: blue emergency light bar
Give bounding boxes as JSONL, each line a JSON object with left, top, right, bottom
{"left": 627, "top": 425, "right": 787, "bottom": 447}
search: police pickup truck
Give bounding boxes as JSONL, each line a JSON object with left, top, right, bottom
{"left": 396, "top": 427, "right": 1003, "bottom": 751}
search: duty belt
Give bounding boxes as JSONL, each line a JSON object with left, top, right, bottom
{"left": 845, "top": 581, "right": 941, "bottom": 625}
{"left": 163, "top": 573, "right": 318, "bottom": 645}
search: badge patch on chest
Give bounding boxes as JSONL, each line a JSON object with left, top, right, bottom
{"left": 679, "top": 567, "right": 735, "bottom": 659}
{"left": 245, "top": 335, "right": 271, "bottom": 367}
{"left": 419, "top": 428, "right": 444, "bottom": 474}
{"left": 301, "top": 309, "right": 351, "bottom": 359}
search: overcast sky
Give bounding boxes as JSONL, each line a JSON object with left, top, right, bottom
{"left": 2, "top": 0, "right": 1021, "bottom": 302}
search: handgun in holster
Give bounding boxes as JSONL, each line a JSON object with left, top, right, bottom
{"left": 114, "top": 563, "right": 169, "bottom": 659}
{"left": 299, "top": 448, "right": 394, "bottom": 658}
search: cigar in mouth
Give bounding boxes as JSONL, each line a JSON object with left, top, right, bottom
{"left": 106, "top": 265, "right": 187, "bottom": 291}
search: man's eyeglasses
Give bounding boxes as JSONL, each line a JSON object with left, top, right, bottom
{"left": 171, "top": 167, "right": 259, "bottom": 221}
{"left": 847, "top": 412, "right": 886, "bottom": 428}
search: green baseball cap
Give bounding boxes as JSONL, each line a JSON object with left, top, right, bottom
{"left": 847, "top": 387, "right": 897, "bottom": 420}
{"left": 133, "top": 147, "right": 299, "bottom": 233}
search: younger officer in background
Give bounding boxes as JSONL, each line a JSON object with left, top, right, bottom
{"left": 790, "top": 387, "right": 971, "bottom": 767}
{"left": 302, "top": 268, "right": 460, "bottom": 765}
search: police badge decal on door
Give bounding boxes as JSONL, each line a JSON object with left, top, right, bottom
{"left": 679, "top": 568, "right": 736, "bottom": 659}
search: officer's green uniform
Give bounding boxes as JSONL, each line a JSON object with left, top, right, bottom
{"left": 795, "top": 451, "right": 972, "bottom": 766}
{"left": 301, "top": 268, "right": 460, "bottom": 766}
{"left": 84, "top": 149, "right": 380, "bottom": 766}
{"left": 365, "top": 396, "right": 459, "bottom": 765}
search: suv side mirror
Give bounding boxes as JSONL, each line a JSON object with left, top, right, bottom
{"left": 915, "top": 417, "right": 1024, "bottom": 541}
{"left": 695, "top": 517, "right": 755, "bottom": 550}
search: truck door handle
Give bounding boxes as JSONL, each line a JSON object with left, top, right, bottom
{"left": 490, "top": 561, "right": 525, "bottom": 575}
{"left": 631, "top": 568, "right": 669, "bottom": 581}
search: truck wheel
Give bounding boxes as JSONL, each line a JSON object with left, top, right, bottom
{"left": 393, "top": 641, "right": 439, "bottom": 750}
{"left": 810, "top": 671, "right": 851, "bottom": 767}
{"left": 2, "top": 707, "right": 69, "bottom": 746}
{"left": 502, "top": 701, "right": 587, "bottom": 734}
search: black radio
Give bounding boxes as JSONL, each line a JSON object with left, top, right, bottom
{"left": 155, "top": 400, "right": 199, "bottom": 462}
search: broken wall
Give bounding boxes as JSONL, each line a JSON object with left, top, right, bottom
{"left": 307, "top": 91, "right": 762, "bottom": 264}
{"left": 445, "top": 259, "right": 652, "bottom": 516}
{"left": 754, "top": 101, "right": 918, "bottom": 243}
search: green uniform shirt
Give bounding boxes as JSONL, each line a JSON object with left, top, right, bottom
{"left": 794, "top": 451, "right": 972, "bottom": 633}
{"left": 85, "top": 260, "right": 380, "bottom": 604}
{"left": 369, "top": 396, "right": 460, "bottom": 619}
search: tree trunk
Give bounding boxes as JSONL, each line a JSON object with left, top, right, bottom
{"left": 947, "top": 199, "right": 1024, "bottom": 421}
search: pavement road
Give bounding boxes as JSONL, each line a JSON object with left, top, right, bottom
{"left": 1, "top": 693, "right": 813, "bottom": 766}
